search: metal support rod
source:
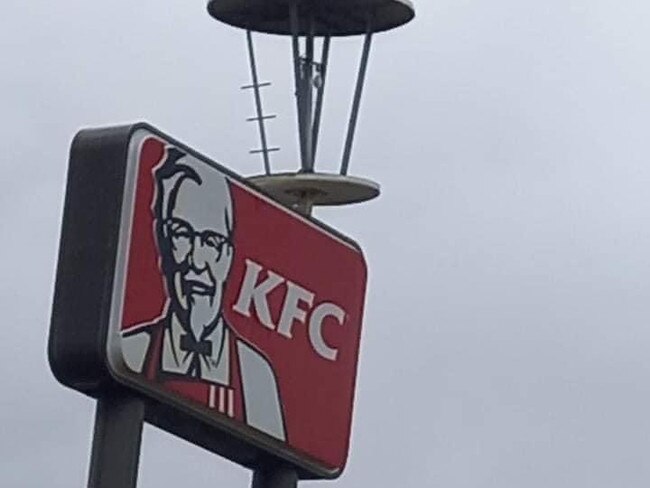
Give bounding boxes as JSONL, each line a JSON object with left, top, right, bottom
{"left": 290, "top": 3, "right": 309, "bottom": 171}
{"left": 340, "top": 28, "right": 373, "bottom": 175}
{"left": 87, "top": 395, "right": 145, "bottom": 488}
{"left": 252, "top": 466, "right": 299, "bottom": 488}
{"left": 303, "top": 18, "right": 315, "bottom": 172}
{"left": 311, "top": 36, "right": 330, "bottom": 166}
{"left": 245, "top": 29, "right": 272, "bottom": 175}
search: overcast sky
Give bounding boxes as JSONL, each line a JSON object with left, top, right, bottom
{"left": 4, "top": 0, "right": 650, "bottom": 486}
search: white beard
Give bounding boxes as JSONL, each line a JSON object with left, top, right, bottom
{"left": 187, "top": 290, "right": 222, "bottom": 339}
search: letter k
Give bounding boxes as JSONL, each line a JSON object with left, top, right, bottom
{"left": 233, "top": 259, "right": 285, "bottom": 330}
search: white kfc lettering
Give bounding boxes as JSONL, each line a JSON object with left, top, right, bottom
{"left": 232, "top": 259, "right": 347, "bottom": 361}
{"left": 233, "top": 259, "right": 285, "bottom": 330}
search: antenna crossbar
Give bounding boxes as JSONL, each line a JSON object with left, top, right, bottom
{"left": 250, "top": 147, "right": 280, "bottom": 154}
{"left": 247, "top": 115, "right": 277, "bottom": 122}
{"left": 241, "top": 82, "right": 272, "bottom": 89}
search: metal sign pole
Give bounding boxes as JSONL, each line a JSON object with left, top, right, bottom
{"left": 252, "top": 466, "right": 299, "bottom": 488}
{"left": 87, "top": 394, "right": 145, "bottom": 488}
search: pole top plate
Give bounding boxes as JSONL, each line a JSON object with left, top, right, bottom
{"left": 248, "top": 172, "right": 380, "bottom": 206}
{"left": 207, "top": 0, "right": 415, "bottom": 36}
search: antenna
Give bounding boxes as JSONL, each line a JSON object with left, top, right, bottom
{"left": 209, "top": 0, "right": 415, "bottom": 216}
{"left": 242, "top": 29, "right": 279, "bottom": 175}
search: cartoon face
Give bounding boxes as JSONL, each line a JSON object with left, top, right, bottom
{"left": 156, "top": 152, "right": 234, "bottom": 340}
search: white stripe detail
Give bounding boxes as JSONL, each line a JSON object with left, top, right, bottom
{"left": 218, "top": 387, "right": 225, "bottom": 413}
{"left": 209, "top": 385, "right": 216, "bottom": 409}
{"left": 227, "top": 389, "right": 234, "bottom": 418}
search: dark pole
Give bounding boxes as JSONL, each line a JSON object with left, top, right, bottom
{"left": 290, "top": 2, "right": 308, "bottom": 171}
{"left": 311, "top": 35, "right": 330, "bottom": 164}
{"left": 252, "top": 466, "right": 299, "bottom": 488}
{"left": 340, "top": 27, "right": 373, "bottom": 175}
{"left": 87, "top": 394, "right": 145, "bottom": 488}
{"left": 304, "top": 17, "right": 315, "bottom": 172}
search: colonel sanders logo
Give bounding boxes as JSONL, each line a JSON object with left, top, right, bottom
{"left": 121, "top": 147, "right": 286, "bottom": 441}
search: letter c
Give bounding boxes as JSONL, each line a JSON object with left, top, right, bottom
{"left": 308, "top": 302, "right": 345, "bottom": 361}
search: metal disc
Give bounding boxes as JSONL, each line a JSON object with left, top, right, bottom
{"left": 248, "top": 172, "right": 380, "bottom": 206}
{"left": 207, "top": 0, "right": 415, "bottom": 36}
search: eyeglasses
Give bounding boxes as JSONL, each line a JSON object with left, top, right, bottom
{"left": 164, "top": 217, "right": 231, "bottom": 258}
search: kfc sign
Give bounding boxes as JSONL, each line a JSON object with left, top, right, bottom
{"left": 49, "top": 124, "right": 367, "bottom": 478}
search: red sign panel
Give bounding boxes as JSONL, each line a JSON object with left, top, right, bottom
{"left": 105, "top": 129, "right": 367, "bottom": 474}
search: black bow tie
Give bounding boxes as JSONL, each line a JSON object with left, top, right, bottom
{"left": 180, "top": 334, "right": 213, "bottom": 357}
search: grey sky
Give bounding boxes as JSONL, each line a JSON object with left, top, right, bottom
{"left": 3, "top": 0, "right": 650, "bottom": 486}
